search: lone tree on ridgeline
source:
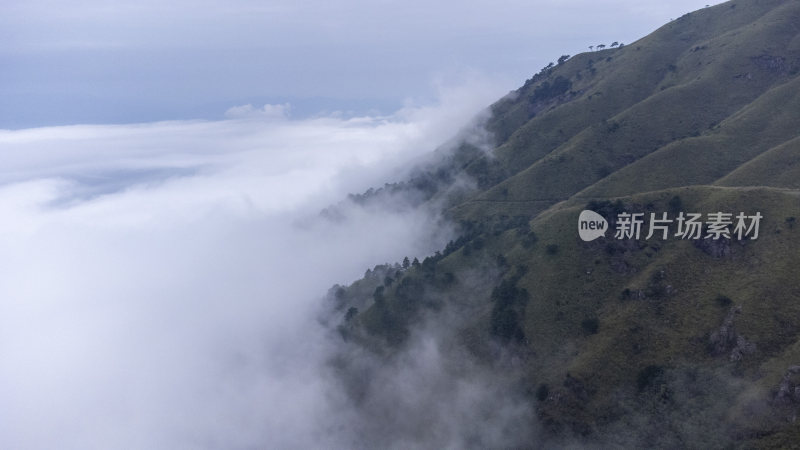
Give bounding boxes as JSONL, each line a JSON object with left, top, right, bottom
{"left": 589, "top": 45, "right": 594, "bottom": 51}
{"left": 558, "top": 54, "right": 570, "bottom": 64}
{"left": 597, "top": 44, "right": 606, "bottom": 50}
{"left": 611, "top": 41, "right": 619, "bottom": 47}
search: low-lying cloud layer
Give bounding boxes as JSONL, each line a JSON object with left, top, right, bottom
{"left": 0, "top": 81, "right": 504, "bottom": 448}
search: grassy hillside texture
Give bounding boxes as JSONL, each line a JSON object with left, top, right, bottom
{"left": 330, "top": 0, "right": 800, "bottom": 447}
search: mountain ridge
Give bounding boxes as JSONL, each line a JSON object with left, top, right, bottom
{"left": 326, "top": 0, "right": 800, "bottom": 447}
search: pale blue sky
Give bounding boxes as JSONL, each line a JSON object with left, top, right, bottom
{"left": 1, "top": 0, "right": 721, "bottom": 128}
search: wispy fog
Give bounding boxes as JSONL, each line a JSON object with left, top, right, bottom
{"left": 0, "top": 80, "right": 503, "bottom": 449}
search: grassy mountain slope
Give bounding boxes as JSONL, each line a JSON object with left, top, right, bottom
{"left": 330, "top": 0, "right": 800, "bottom": 447}
{"left": 451, "top": 0, "right": 800, "bottom": 221}
{"left": 581, "top": 74, "right": 800, "bottom": 198}
{"left": 717, "top": 135, "right": 800, "bottom": 188}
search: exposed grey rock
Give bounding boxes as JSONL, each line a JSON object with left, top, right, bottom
{"left": 709, "top": 305, "right": 741, "bottom": 356}
{"left": 729, "top": 335, "right": 756, "bottom": 362}
{"left": 775, "top": 365, "right": 800, "bottom": 407}
{"left": 693, "top": 236, "right": 731, "bottom": 258}
{"left": 751, "top": 54, "right": 788, "bottom": 73}
{"left": 709, "top": 305, "right": 755, "bottom": 361}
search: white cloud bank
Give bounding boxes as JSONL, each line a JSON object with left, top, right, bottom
{"left": 0, "top": 80, "right": 503, "bottom": 449}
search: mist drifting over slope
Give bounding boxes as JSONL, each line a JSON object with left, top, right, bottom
{"left": 0, "top": 80, "right": 507, "bottom": 449}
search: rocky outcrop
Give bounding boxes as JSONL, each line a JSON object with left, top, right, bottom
{"left": 693, "top": 237, "right": 731, "bottom": 258}
{"left": 751, "top": 54, "right": 789, "bottom": 74}
{"left": 709, "top": 306, "right": 756, "bottom": 361}
{"left": 775, "top": 365, "right": 800, "bottom": 406}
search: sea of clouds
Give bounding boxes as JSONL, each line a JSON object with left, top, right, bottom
{"left": 0, "top": 80, "right": 505, "bottom": 449}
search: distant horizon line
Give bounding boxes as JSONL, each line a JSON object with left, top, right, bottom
{"left": 0, "top": 95, "right": 411, "bottom": 130}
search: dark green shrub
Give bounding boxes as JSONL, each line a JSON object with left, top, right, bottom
{"left": 637, "top": 365, "right": 665, "bottom": 391}
{"left": 581, "top": 318, "right": 600, "bottom": 335}
{"left": 715, "top": 295, "right": 732, "bottom": 307}
{"left": 536, "top": 384, "right": 550, "bottom": 401}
